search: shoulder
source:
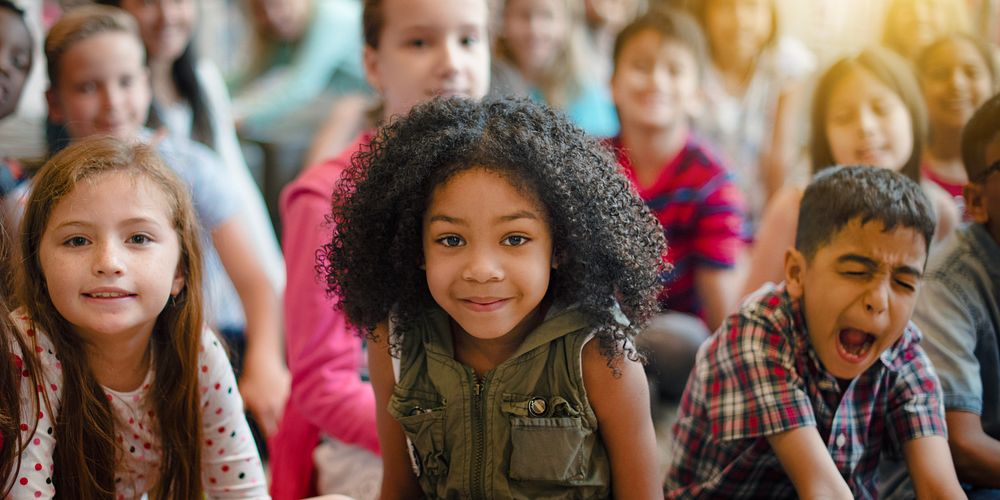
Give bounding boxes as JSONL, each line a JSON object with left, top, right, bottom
{"left": 880, "top": 322, "right": 930, "bottom": 372}
{"left": 284, "top": 132, "right": 372, "bottom": 201}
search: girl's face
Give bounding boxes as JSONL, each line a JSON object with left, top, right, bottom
{"left": 48, "top": 32, "right": 151, "bottom": 140}
{"left": 120, "top": 0, "right": 196, "bottom": 65}
{"left": 502, "top": 0, "right": 568, "bottom": 76}
{"left": 611, "top": 31, "right": 701, "bottom": 131}
{"left": 825, "top": 67, "right": 913, "bottom": 171}
{"left": 251, "top": 0, "right": 311, "bottom": 42}
{"left": 39, "top": 172, "right": 184, "bottom": 346}
{"left": 704, "top": 0, "right": 772, "bottom": 66}
{"left": 0, "top": 8, "right": 32, "bottom": 120}
{"left": 920, "top": 38, "right": 994, "bottom": 132}
{"left": 886, "top": 0, "right": 951, "bottom": 59}
{"left": 422, "top": 168, "right": 554, "bottom": 343}
{"left": 364, "top": 0, "right": 490, "bottom": 121}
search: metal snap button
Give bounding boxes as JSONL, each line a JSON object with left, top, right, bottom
{"left": 409, "top": 406, "right": 424, "bottom": 416}
{"left": 528, "top": 397, "right": 547, "bottom": 417}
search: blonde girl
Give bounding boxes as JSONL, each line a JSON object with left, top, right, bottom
{"left": 6, "top": 136, "right": 265, "bottom": 498}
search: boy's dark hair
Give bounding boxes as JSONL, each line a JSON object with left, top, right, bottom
{"left": 324, "top": 97, "right": 667, "bottom": 364}
{"left": 810, "top": 47, "right": 926, "bottom": 182}
{"left": 796, "top": 166, "right": 935, "bottom": 260}
{"left": 612, "top": 7, "right": 708, "bottom": 79}
{"left": 961, "top": 93, "right": 1000, "bottom": 182}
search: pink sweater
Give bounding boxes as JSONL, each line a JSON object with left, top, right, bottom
{"left": 269, "top": 132, "right": 379, "bottom": 500}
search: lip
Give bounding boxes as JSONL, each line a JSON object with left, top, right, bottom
{"left": 460, "top": 297, "right": 510, "bottom": 312}
{"left": 855, "top": 145, "right": 890, "bottom": 165}
{"left": 430, "top": 89, "right": 469, "bottom": 99}
{"left": 82, "top": 287, "right": 136, "bottom": 300}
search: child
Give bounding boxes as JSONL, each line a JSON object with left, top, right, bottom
{"left": 6, "top": 135, "right": 266, "bottom": 498}
{"left": 743, "top": 47, "right": 961, "bottom": 294}
{"left": 269, "top": 0, "right": 491, "bottom": 497}
{"left": 492, "top": 0, "right": 619, "bottom": 137}
{"left": 667, "top": 166, "right": 964, "bottom": 499}
{"left": 608, "top": 9, "right": 748, "bottom": 399}
{"left": 327, "top": 97, "right": 665, "bottom": 499}
{"left": 41, "top": 5, "right": 288, "bottom": 438}
{"left": 688, "top": 0, "right": 816, "bottom": 224}
{"left": 883, "top": 94, "right": 1000, "bottom": 499}
{"left": 881, "top": 0, "right": 972, "bottom": 61}
{"left": 916, "top": 33, "right": 999, "bottom": 213}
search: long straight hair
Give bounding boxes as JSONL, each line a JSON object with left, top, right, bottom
{"left": 16, "top": 136, "right": 206, "bottom": 499}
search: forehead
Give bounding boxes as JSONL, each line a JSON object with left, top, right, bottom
{"left": 814, "top": 218, "right": 927, "bottom": 269}
{"left": 60, "top": 31, "right": 144, "bottom": 76}
{"left": 830, "top": 67, "right": 895, "bottom": 102}
{"left": 0, "top": 8, "right": 30, "bottom": 45}
{"left": 923, "top": 38, "right": 988, "bottom": 67}
{"left": 382, "top": 0, "right": 488, "bottom": 31}
{"left": 51, "top": 171, "right": 172, "bottom": 219}
{"left": 621, "top": 29, "right": 695, "bottom": 60}
{"left": 429, "top": 167, "right": 544, "bottom": 212}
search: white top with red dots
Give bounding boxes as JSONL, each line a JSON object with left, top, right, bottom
{"left": 5, "top": 309, "right": 269, "bottom": 499}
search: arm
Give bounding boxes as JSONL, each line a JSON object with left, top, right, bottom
{"left": 212, "top": 217, "right": 289, "bottom": 437}
{"left": 766, "top": 426, "right": 853, "bottom": 500}
{"left": 741, "top": 186, "right": 800, "bottom": 297}
{"left": 946, "top": 410, "right": 1000, "bottom": 488}
{"left": 280, "top": 182, "right": 378, "bottom": 451}
{"left": 303, "top": 94, "right": 370, "bottom": 167}
{"left": 199, "top": 329, "right": 270, "bottom": 498}
{"left": 368, "top": 325, "right": 423, "bottom": 499}
{"left": 902, "top": 435, "right": 967, "bottom": 499}
{"left": 582, "top": 340, "right": 660, "bottom": 500}
{"left": 695, "top": 264, "right": 745, "bottom": 332}
{"left": 692, "top": 171, "right": 749, "bottom": 329}
{"left": 759, "top": 82, "right": 807, "bottom": 203}
{"left": 923, "top": 181, "right": 960, "bottom": 244}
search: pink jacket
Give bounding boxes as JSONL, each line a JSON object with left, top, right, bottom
{"left": 269, "top": 133, "right": 379, "bottom": 500}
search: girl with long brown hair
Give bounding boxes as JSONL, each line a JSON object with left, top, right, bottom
{"left": 5, "top": 136, "right": 266, "bottom": 499}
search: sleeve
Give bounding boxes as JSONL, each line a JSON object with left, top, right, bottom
{"left": 157, "top": 139, "right": 239, "bottom": 232}
{"left": 279, "top": 177, "right": 379, "bottom": 452}
{"left": 6, "top": 320, "right": 61, "bottom": 499}
{"left": 703, "top": 310, "right": 816, "bottom": 441}
{"left": 692, "top": 169, "right": 749, "bottom": 269}
{"left": 197, "top": 329, "right": 270, "bottom": 498}
{"left": 884, "top": 329, "right": 948, "bottom": 456}
{"left": 235, "top": 0, "right": 365, "bottom": 130}
{"left": 912, "top": 272, "right": 985, "bottom": 413}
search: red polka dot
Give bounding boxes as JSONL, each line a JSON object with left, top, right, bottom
{"left": 209, "top": 477, "right": 217, "bottom": 484}
{"left": 34, "top": 346, "right": 43, "bottom": 353}
{"left": 20, "top": 370, "right": 28, "bottom": 378}
{"left": 214, "top": 383, "right": 221, "bottom": 390}
{"left": 26, "top": 329, "right": 35, "bottom": 337}
{"left": 201, "top": 365, "right": 208, "bottom": 373}
{"left": 217, "top": 426, "right": 225, "bottom": 433}
{"left": 143, "top": 442, "right": 151, "bottom": 450}
{"left": 19, "top": 477, "right": 27, "bottom": 485}
{"left": 222, "top": 465, "right": 229, "bottom": 472}
{"left": 19, "top": 424, "right": 28, "bottom": 432}
{"left": 35, "top": 491, "right": 42, "bottom": 498}
{"left": 13, "top": 355, "right": 22, "bottom": 369}
{"left": 49, "top": 384, "right": 57, "bottom": 392}
{"left": 206, "top": 439, "right": 213, "bottom": 446}
{"left": 33, "top": 463, "right": 41, "bottom": 471}
{"left": 38, "top": 411, "right": 43, "bottom": 419}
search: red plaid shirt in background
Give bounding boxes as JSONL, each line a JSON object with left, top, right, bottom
{"left": 666, "top": 284, "right": 947, "bottom": 499}
{"left": 610, "top": 135, "right": 748, "bottom": 320}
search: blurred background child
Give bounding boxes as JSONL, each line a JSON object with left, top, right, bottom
{"left": 880, "top": 0, "right": 972, "bottom": 62}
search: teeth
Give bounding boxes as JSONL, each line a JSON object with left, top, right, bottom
{"left": 90, "top": 292, "right": 127, "bottom": 298}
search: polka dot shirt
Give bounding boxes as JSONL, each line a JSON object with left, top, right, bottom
{"left": 6, "top": 310, "right": 269, "bottom": 499}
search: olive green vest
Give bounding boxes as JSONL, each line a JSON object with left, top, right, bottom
{"left": 389, "top": 306, "right": 612, "bottom": 499}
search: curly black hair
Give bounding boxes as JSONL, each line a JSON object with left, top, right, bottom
{"left": 322, "top": 97, "right": 667, "bottom": 365}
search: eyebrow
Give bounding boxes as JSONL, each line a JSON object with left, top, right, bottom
{"left": 51, "top": 216, "right": 164, "bottom": 231}
{"left": 837, "top": 254, "right": 923, "bottom": 279}
{"left": 427, "top": 210, "right": 541, "bottom": 225}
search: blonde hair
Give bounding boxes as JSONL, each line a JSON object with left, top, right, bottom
{"left": 44, "top": 4, "right": 142, "bottom": 89}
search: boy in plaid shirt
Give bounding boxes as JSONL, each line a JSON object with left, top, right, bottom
{"left": 667, "top": 166, "right": 965, "bottom": 499}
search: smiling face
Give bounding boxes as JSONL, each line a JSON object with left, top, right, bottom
{"left": 885, "top": 0, "right": 952, "bottom": 59}
{"left": 920, "top": 38, "right": 994, "bottom": 132}
{"left": 422, "top": 167, "right": 554, "bottom": 343}
{"left": 48, "top": 31, "right": 150, "bottom": 140}
{"left": 612, "top": 30, "right": 700, "bottom": 132}
{"left": 704, "top": 0, "right": 772, "bottom": 68}
{"left": 0, "top": 7, "right": 32, "bottom": 120}
{"left": 502, "top": 0, "right": 568, "bottom": 78}
{"left": 785, "top": 218, "right": 926, "bottom": 381}
{"left": 825, "top": 67, "right": 913, "bottom": 171}
{"left": 364, "top": 0, "right": 490, "bottom": 122}
{"left": 39, "top": 171, "right": 184, "bottom": 346}
{"left": 119, "top": 0, "right": 196, "bottom": 66}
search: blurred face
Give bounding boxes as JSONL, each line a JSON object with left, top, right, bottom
{"left": 612, "top": 31, "right": 700, "bottom": 131}
{"left": 502, "top": 0, "right": 568, "bottom": 77}
{"left": 920, "top": 38, "right": 994, "bottom": 131}
{"left": 423, "top": 168, "right": 554, "bottom": 343}
{"left": 364, "top": 0, "right": 490, "bottom": 121}
{"left": 584, "top": 0, "right": 636, "bottom": 29}
{"left": 966, "top": 134, "right": 1000, "bottom": 243}
{"left": 120, "top": 0, "right": 196, "bottom": 65}
{"left": 251, "top": 0, "right": 311, "bottom": 41}
{"left": 48, "top": 32, "right": 151, "bottom": 140}
{"left": 39, "top": 172, "right": 184, "bottom": 347}
{"left": 0, "top": 8, "right": 32, "bottom": 120}
{"left": 825, "top": 67, "right": 913, "bottom": 171}
{"left": 786, "top": 219, "right": 926, "bottom": 382}
{"left": 886, "top": 0, "right": 951, "bottom": 59}
{"left": 704, "top": 0, "right": 772, "bottom": 66}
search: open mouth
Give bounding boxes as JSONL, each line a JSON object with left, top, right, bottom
{"left": 837, "top": 328, "right": 875, "bottom": 362}
{"left": 83, "top": 292, "right": 135, "bottom": 299}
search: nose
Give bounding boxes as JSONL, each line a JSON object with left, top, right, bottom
{"left": 461, "top": 246, "right": 503, "bottom": 283}
{"left": 101, "top": 85, "right": 123, "bottom": 112}
{"left": 857, "top": 106, "right": 879, "bottom": 137}
{"left": 436, "top": 38, "right": 462, "bottom": 80}
{"left": 862, "top": 278, "right": 889, "bottom": 316}
{"left": 92, "top": 241, "right": 126, "bottom": 276}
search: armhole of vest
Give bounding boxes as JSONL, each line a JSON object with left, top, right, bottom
{"left": 389, "top": 315, "right": 401, "bottom": 383}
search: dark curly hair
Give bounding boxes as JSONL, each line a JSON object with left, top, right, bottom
{"left": 323, "top": 97, "right": 667, "bottom": 365}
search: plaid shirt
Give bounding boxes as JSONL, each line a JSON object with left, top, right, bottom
{"left": 666, "top": 284, "right": 947, "bottom": 499}
{"left": 610, "top": 135, "right": 748, "bottom": 319}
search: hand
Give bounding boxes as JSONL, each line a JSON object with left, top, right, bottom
{"left": 238, "top": 352, "right": 291, "bottom": 438}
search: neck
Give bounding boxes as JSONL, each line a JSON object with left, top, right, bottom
{"left": 927, "top": 127, "right": 963, "bottom": 161}
{"left": 620, "top": 121, "right": 688, "bottom": 187}
{"left": 713, "top": 51, "right": 755, "bottom": 95}
{"left": 451, "top": 305, "right": 547, "bottom": 376}
{"left": 82, "top": 329, "right": 153, "bottom": 392}
{"left": 924, "top": 137, "right": 968, "bottom": 185}
{"left": 149, "top": 57, "right": 182, "bottom": 107}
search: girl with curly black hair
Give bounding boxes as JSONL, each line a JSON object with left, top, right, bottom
{"left": 326, "top": 97, "right": 666, "bottom": 499}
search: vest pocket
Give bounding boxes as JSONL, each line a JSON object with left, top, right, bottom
{"left": 503, "top": 394, "right": 590, "bottom": 483}
{"left": 389, "top": 390, "right": 449, "bottom": 481}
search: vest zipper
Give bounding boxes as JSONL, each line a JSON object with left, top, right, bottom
{"left": 470, "top": 371, "right": 486, "bottom": 499}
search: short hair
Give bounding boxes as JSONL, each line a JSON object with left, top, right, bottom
{"left": 810, "top": 47, "right": 927, "bottom": 181}
{"left": 961, "top": 93, "right": 1000, "bottom": 182}
{"left": 44, "top": 4, "right": 141, "bottom": 89}
{"left": 612, "top": 7, "right": 708, "bottom": 80}
{"left": 796, "top": 166, "right": 935, "bottom": 260}
{"left": 325, "top": 97, "right": 667, "bottom": 364}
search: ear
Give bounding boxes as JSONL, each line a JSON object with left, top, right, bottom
{"left": 362, "top": 45, "right": 383, "bottom": 95}
{"left": 964, "top": 182, "right": 988, "bottom": 224}
{"left": 46, "top": 87, "right": 64, "bottom": 124}
{"left": 783, "top": 247, "right": 806, "bottom": 299}
{"left": 170, "top": 263, "right": 186, "bottom": 297}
